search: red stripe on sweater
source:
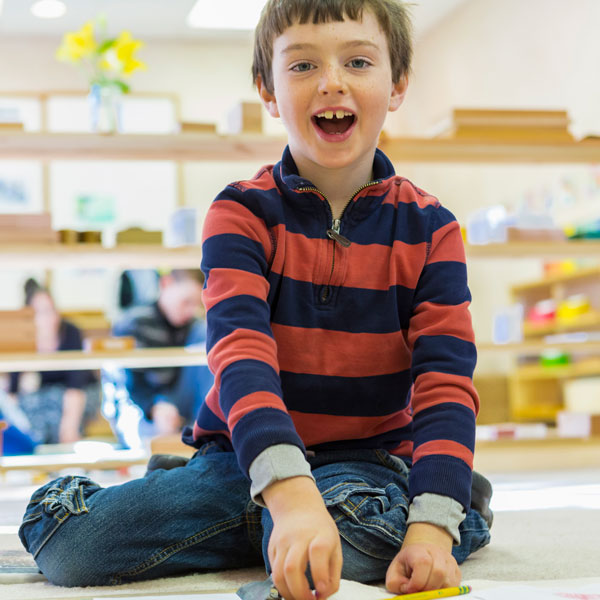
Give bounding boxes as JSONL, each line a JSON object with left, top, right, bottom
{"left": 228, "top": 391, "right": 288, "bottom": 432}
{"left": 271, "top": 232, "right": 428, "bottom": 290}
{"left": 429, "top": 221, "right": 466, "bottom": 264}
{"left": 290, "top": 408, "right": 413, "bottom": 447}
{"left": 231, "top": 167, "right": 276, "bottom": 192}
{"left": 389, "top": 440, "right": 414, "bottom": 457}
{"left": 203, "top": 199, "right": 272, "bottom": 253}
{"left": 408, "top": 301, "right": 475, "bottom": 348}
{"left": 413, "top": 439, "right": 473, "bottom": 468}
{"left": 272, "top": 232, "right": 331, "bottom": 285}
{"left": 382, "top": 179, "right": 439, "bottom": 209}
{"left": 411, "top": 371, "right": 479, "bottom": 416}
{"left": 205, "top": 385, "right": 226, "bottom": 422}
{"left": 203, "top": 268, "right": 269, "bottom": 311}
{"left": 208, "top": 328, "right": 279, "bottom": 387}
{"left": 272, "top": 324, "right": 411, "bottom": 377}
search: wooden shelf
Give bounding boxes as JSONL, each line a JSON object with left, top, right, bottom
{"left": 511, "top": 266, "right": 600, "bottom": 293}
{"left": 380, "top": 136, "right": 600, "bottom": 164}
{"left": 0, "top": 448, "right": 148, "bottom": 473}
{"left": 478, "top": 340, "right": 600, "bottom": 355}
{"left": 466, "top": 241, "right": 600, "bottom": 259}
{"left": 0, "top": 346, "right": 207, "bottom": 372}
{"left": 0, "top": 244, "right": 202, "bottom": 268}
{"left": 513, "top": 357, "right": 600, "bottom": 380}
{"left": 2, "top": 131, "right": 600, "bottom": 163}
{"left": 522, "top": 311, "right": 600, "bottom": 337}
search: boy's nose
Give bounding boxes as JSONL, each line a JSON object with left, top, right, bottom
{"left": 318, "top": 64, "right": 347, "bottom": 95}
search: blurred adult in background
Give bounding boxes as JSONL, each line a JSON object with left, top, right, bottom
{"left": 0, "top": 278, "right": 99, "bottom": 450}
{"left": 104, "top": 268, "right": 212, "bottom": 449}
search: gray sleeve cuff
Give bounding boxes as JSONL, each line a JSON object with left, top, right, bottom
{"left": 407, "top": 493, "right": 466, "bottom": 545}
{"left": 248, "top": 444, "right": 315, "bottom": 507}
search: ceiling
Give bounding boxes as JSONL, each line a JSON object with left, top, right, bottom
{"left": 0, "top": 0, "right": 469, "bottom": 40}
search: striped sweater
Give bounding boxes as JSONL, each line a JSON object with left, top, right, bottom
{"left": 182, "top": 146, "right": 479, "bottom": 509}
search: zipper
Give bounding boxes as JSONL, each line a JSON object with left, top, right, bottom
{"left": 297, "top": 180, "right": 380, "bottom": 246}
{"left": 297, "top": 180, "right": 380, "bottom": 303}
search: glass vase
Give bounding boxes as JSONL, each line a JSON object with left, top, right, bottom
{"left": 88, "top": 83, "right": 122, "bottom": 134}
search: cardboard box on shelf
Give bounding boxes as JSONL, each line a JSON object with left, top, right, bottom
{"left": 226, "top": 101, "right": 263, "bottom": 134}
{"left": 179, "top": 121, "right": 217, "bottom": 134}
{"left": 116, "top": 227, "right": 163, "bottom": 245}
{"left": 0, "top": 213, "right": 59, "bottom": 244}
{"left": 0, "top": 308, "right": 36, "bottom": 353}
{"left": 557, "top": 411, "right": 600, "bottom": 437}
{"left": 83, "top": 336, "right": 136, "bottom": 352}
{"left": 432, "top": 108, "right": 573, "bottom": 141}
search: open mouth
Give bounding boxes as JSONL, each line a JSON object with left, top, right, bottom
{"left": 313, "top": 110, "right": 356, "bottom": 135}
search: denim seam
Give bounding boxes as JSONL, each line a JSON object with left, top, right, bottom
{"left": 322, "top": 480, "right": 370, "bottom": 496}
{"left": 22, "top": 510, "right": 42, "bottom": 522}
{"left": 339, "top": 498, "right": 405, "bottom": 540}
{"left": 112, "top": 514, "right": 246, "bottom": 584}
{"left": 32, "top": 520, "right": 65, "bottom": 560}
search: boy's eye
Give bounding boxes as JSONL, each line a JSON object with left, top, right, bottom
{"left": 348, "top": 58, "right": 370, "bottom": 69}
{"left": 291, "top": 62, "right": 313, "bottom": 72}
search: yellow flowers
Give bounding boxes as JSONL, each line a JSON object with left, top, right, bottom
{"left": 56, "top": 21, "right": 97, "bottom": 62}
{"left": 56, "top": 19, "right": 146, "bottom": 93}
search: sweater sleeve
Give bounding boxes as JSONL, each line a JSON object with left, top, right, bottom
{"left": 406, "top": 207, "right": 479, "bottom": 511}
{"left": 201, "top": 187, "right": 306, "bottom": 478}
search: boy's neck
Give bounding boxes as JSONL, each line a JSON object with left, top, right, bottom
{"left": 292, "top": 150, "right": 376, "bottom": 220}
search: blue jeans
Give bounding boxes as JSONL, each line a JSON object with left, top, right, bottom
{"left": 19, "top": 445, "right": 490, "bottom": 587}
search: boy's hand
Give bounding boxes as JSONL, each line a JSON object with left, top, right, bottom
{"left": 386, "top": 522, "right": 460, "bottom": 594}
{"left": 262, "top": 476, "right": 342, "bottom": 600}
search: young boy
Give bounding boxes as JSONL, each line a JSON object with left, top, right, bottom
{"left": 18, "top": 1, "right": 491, "bottom": 598}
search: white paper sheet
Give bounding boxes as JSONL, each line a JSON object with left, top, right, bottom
{"left": 93, "top": 595, "right": 239, "bottom": 600}
{"left": 470, "top": 583, "right": 600, "bottom": 600}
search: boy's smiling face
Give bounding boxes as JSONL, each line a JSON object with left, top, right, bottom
{"left": 258, "top": 9, "right": 407, "bottom": 177}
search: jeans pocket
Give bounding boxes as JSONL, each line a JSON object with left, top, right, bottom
{"left": 321, "top": 479, "right": 409, "bottom": 561}
{"left": 19, "top": 475, "right": 100, "bottom": 558}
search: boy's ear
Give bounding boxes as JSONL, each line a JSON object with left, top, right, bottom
{"left": 388, "top": 75, "right": 409, "bottom": 112}
{"left": 256, "top": 74, "right": 280, "bottom": 118}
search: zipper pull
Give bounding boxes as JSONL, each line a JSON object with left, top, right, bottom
{"left": 327, "top": 219, "right": 351, "bottom": 247}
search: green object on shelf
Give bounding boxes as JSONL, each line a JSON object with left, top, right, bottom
{"left": 540, "top": 350, "right": 571, "bottom": 367}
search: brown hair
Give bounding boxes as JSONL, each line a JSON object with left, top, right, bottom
{"left": 252, "top": 0, "right": 413, "bottom": 94}
{"left": 169, "top": 269, "right": 205, "bottom": 285}
{"left": 24, "top": 277, "right": 49, "bottom": 306}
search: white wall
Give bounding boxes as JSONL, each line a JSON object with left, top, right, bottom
{"left": 387, "top": 0, "right": 600, "bottom": 139}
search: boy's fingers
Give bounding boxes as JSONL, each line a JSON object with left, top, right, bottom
{"left": 282, "top": 544, "right": 312, "bottom": 600}
{"left": 405, "top": 557, "right": 432, "bottom": 593}
{"left": 308, "top": 539, "right": 337, "bottom": 598}
{"left": 385, "top": 555, "right": 410, "bottom": 592}
{"left": 326, "top": 543, "right": 343, "bottom": 597}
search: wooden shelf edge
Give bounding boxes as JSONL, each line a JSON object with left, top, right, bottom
{"left": 2, "top": 132, "right": 600, "bottom": 163}
{"left": 466, "top": 241, "right": 600, "bottom": 259}
{"left": 0, "top": 244, "right": 202, "bottom": 268}
{"left": 0, "top": 346, "right": 207, "bottom": 372}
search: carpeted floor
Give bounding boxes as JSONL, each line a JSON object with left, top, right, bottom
{"left": 1, "top": 468, "right": 599, "bottom": 599}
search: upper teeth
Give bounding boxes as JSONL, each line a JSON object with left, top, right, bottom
{"left": 316, "top": 110, "right": 354, "bottom": 119}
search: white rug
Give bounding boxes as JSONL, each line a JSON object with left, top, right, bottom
{"left": 2, "top": 469, "right": 599, "bottom": 599}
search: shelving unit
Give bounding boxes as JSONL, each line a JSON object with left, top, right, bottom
{"left": 0, "top": 346, "right": 207, "bottom": 372}
{"left": 2, "top": 131, "right": 600, "bottom": 163}
{"left": 2, "top": 128, "right": 600, "bottom": 427}
{"left": 506, "top": 266, "right": 600, "bottom": 421}
{"left": 466, "top": 241, "right": 600, "bottom": 259}
{"left": 0, "top": 243, "right": 202, "bottom": 268}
